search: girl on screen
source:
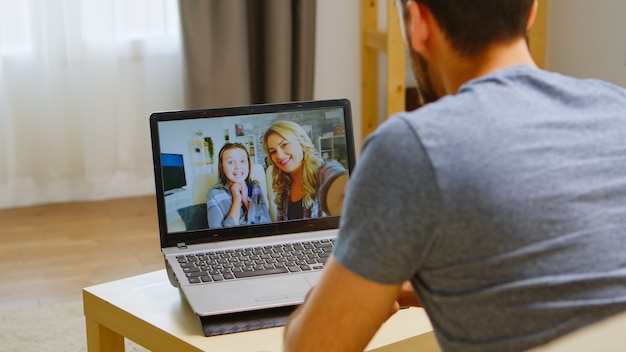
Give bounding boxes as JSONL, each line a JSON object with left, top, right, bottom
{"left": 206, "top": 143, "right": 271, "bottom": 228}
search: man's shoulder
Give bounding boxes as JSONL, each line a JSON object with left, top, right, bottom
{"left": 378, "top": 97, "right": 469, "bottom": 138}
{"left": 388, "top": 66, "right": 626, "bottom": 131}
{"left": 467, "top": 65, "right": 626, "bottom": 104}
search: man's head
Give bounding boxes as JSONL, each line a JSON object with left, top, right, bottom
{"left": 399, "top": 0, "right": 536, "bottom": 56}
{"left": 396, "top": 0, "right": 537, "bottom": 104}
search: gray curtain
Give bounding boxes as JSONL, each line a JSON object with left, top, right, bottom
{"left": 178, "top": 0, "right": 316, "bottom": 109}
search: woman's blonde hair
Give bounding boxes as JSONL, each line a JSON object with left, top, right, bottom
{"left": 262, "top": 120, "right": 323, "bottom": 210}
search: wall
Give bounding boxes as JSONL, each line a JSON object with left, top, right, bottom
{"left": 314, "top": 0, "right": 362, "bottom": 150}
{"left": 545, "top": 0, "right": 626, "bottom": 89}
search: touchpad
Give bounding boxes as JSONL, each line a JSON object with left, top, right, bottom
{"left": 247, "top": 276, "right": 311, "bottom": 302}
{"left": 185, "top": 275, "right": 314, "bottom": 314}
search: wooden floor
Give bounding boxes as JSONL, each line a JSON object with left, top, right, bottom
{"left": 0, "top": 196, "right": 164, "bottom": 312}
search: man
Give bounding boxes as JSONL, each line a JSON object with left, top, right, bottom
{"left": 283, "top": 0, "right": 626, "bottom": 351}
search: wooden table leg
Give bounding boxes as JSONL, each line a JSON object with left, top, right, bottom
{"left": 86, "top": 317, "right": 125, "bottom": 352}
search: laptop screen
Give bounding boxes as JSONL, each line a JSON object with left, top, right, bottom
{"left": 150, "top": 99, "right": 355, "bottom": 248}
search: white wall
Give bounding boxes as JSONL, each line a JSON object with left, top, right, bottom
{"left": 545, "top": 0, "right": 626, "bottom": 89}
{"left": 314, "top": 0, "right": 363, "bottom": 150}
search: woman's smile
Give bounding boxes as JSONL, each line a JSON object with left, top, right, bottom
{"left": 277, "top": 156, "right": 292, "bottom": 167}
{"left": 266, "top": 132, "right": 304, "bottom": 174}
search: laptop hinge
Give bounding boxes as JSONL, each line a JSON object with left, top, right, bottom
{"left": 177, "top": 242, "right": 188, "bottom": 250}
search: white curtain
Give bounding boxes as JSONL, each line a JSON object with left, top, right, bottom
{"left": 0, "top": 0, "right": 184, "bottom": 209}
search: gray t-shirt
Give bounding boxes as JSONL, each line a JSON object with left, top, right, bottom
{"left": 334, "top": 65, "right": 626, "bottom": 351}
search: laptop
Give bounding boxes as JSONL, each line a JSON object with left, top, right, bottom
{"left": 149, "top": 99, "right": 355, "bottom": 334}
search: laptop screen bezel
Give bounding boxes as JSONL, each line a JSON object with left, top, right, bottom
{"left": 149, "top": 99, "right": 356, "bottom": 248}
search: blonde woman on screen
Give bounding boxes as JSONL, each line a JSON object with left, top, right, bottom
{"left": 262, "top": 120, "right": 348, "bottom": 221}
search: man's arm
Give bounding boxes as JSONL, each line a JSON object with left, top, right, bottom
{"left": 283, "top": 255, "right": 402, "bottom": 352}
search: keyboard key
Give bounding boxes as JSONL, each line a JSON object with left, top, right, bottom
{"left": 314, "top": 242, "right": 333, "bottom": 248}
{"left": 186, "top": 271, "right": 206, "bottom": 278}
{"left": 233, "top": 267, "right": 289, "bottom": 278}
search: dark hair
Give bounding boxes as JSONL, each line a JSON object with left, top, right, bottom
{"left": 403, "top": 0, "right": 534, "bottom": 56}
{"left": 217, "top": 143, "right": 252, "bottom": 186}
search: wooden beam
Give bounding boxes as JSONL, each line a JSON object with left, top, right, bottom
{"left": 385, "top": 0, "right": 406, "bottom": 118}
{"left": 528, "top": 0, "right": 547, "bottom": 68}
{"left": 365, "top": 29, "right": 387, "bottom": 52}
{"left": 361, "top": 0, "right": 407, "bottom": 140}
{"left": 361, "top": 0, "right": 379, "bottom": 140}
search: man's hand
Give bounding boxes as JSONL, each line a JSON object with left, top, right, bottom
{"left": 386, "top": 281, "right": 421, "bottom": 321}
{"left": 397, "top": 280, "right": 421, "bottom": 308}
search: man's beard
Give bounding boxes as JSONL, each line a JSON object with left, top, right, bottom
{"left": 398, "top": 10, "right": 443, "bottom": 108}
{"left": 410, "top": 50, "right": 441, "bottom": 107}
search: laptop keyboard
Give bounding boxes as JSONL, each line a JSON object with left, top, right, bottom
{"left": 176, "top": 239, "right": 335, "bottom": 284}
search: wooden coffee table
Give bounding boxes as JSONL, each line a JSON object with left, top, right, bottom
{"left": 83, "top": 270, "right": 438, "bottom": 351}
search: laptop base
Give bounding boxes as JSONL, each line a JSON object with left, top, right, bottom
{"left": 199, "top": 305, "right": 298, "bottom": 337}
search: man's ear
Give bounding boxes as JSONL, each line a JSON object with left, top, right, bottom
{"left": 526, "top": 0, "right": 539, "bottom": 30}
{"left": 407, "top": 1, "right": 429, "bottom": 52}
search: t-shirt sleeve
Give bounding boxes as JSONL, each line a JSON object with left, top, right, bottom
{"left": 333, "top": 115, "right": 441, "bottom": 284}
